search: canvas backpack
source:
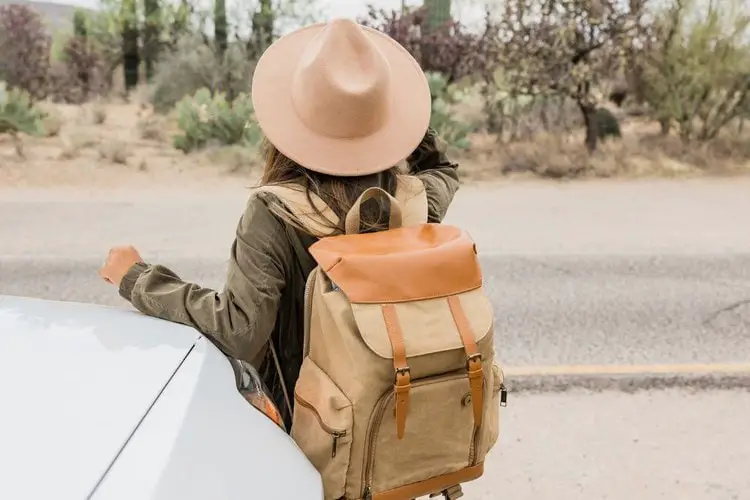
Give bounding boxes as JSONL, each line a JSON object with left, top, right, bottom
{"left": 259, "top": 176, "right": 506, "bottom": 500}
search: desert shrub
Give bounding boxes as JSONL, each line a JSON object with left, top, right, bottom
{"left": 426, "top": 72, "right": 473, "bottom": 150}
{"left": 0, "top": 4, "right": 51, "bottom": 100}
{"left": 39, "top": 104, "right": 64, "bottom": 137}
{"left": 593, "top": 107, "right": 621, "bottom": 142}
{"left": 98, "top": 139, "right": 130, "bottom": 164}
{"left": 0, "top": 81, "right": 47, "bottom": 156}
{"left": 0, "top": 82, "right": 46, "bottom": 135}
{"left": 641, "top": 0, "right": 750, "bottom": 142}
{"left": 172, "top": 88, "right": 262, "bottom": 153}
{"left": 150, "top": 35, "right": 256, "bottom": 113}
{"left": 48, "top": 37, "right": 106, "bottom": 104}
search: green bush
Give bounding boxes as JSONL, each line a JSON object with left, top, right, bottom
{"left": 425, "top": 71, "right": 472, "bottom": 151}
{"left": 172, "top": 88, "right": 262, "bottom": 153}
{"left": 593, "top": 107, "right": 621, "bottom": 142}
{"left": 0, "top": 81, "right": 46, "bottom": 137}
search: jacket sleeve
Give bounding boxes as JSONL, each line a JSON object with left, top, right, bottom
{"left": 118, "top": 195, "right": 291, "bottom": 364}
{"left": 406, "top": 128, "right": 460, "bottom": 223}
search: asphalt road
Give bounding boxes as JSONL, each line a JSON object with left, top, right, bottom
{"left": 2, "top": 179, "right": 749, "bottom": 373}
{"left": 2, "top": 178, "right": 750, "bottom": 499}
{"left": 2, "top": 253, "right": 750, "bottom": 371}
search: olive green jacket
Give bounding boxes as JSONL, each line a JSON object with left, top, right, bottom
{"left": 119, "top": 130, "right": 459, "bottom": 428}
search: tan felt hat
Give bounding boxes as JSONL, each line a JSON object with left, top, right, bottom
{"left": 251, "top": 18, "right": 432, "bottom": 177}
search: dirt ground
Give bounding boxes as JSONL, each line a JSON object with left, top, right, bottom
{"left": 3, "top": 101, "right": 750, "bottom": 190}
{"left": 0, "top": 101, "right": 264, "bottom": 190}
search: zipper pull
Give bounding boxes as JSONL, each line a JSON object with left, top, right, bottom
{"left": 363, "top": 486, "right": 372, "bottom": 500}
{"left": 331, "top": 431, "right": 346, "bottom": 458}
{"left": 500, "top": 385, "right": 508, "bottom": 407}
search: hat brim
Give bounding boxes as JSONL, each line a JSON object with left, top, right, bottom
{"left": 251, "top": 22, "right": 432, "bottom": 177}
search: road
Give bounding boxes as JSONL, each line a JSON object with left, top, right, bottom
{"left": 2, "top": 177, "right": 750, "bottom": 498}
{"left": 2, "top": 178, "right": 750, "bottom": 371}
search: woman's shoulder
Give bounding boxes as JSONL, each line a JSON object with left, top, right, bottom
{"left": 249, "top": 184, "right": 338, "bottom": 238}
{"left": 237, "top": 188, "right": 290, "bottom": 237}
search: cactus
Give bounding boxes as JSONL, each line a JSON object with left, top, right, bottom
{"left": 423, "top": 0, "right": 451, "bottom": 31}
{"left": 172, "top": 88, "right": 262, "bottom": 153}
{"left": 0, "top": 82, "right": 47, "bottom": 157}
{"left": 143, "top": 0, "right": 162, "bottom": 81}
{"left": 0, "top": 4, "right": 51, "bottom": 101}
{"left": 121, "top": 0, "right": 140, "bottom": 91}
{"left": 425, "top": 71, "right": 472, "bottom": 150}
{"left": 214, "top": 0, "right": 228, "bottom": 57}
{"left": 73, "top": 8, "right": 88, "bottom": 39}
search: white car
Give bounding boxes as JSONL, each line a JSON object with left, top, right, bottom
{"left": 0, "top": 295, "right": 323, "bottom": 500}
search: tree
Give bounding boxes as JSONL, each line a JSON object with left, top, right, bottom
{"left": 0, "top": 4, "right": 51, "bottom": 100}
{"left": 499, "top": 0, "right": 641, "bottom": 151}
{"left": 641, "top": 0, "right": 750, "bottom": 141}
{"left": 361, "top": 4, "right": 500, "bottom": 87}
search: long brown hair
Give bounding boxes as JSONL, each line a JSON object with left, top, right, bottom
{"left": 259, "top": 138, "right": 401, "bottom": 234}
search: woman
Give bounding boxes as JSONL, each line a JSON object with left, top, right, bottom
{"left": 99, "top": 18, "right": 460, "bottom": 429}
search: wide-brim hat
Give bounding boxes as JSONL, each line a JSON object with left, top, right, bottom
{"left": 251, "top": 18, "right": 432, "bottom": 177}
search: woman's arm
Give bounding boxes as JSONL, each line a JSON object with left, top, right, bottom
{"left": 117, "top": 195, "right": 292, "bottom": 364}
{"left": 406, "top": 128, "right": 460, "bottom": 223}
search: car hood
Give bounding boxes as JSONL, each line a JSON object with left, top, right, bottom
{"left": 0, "top": 295, "right": 200, "bottom": 500}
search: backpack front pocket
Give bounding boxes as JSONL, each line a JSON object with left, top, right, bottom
{"left": 361, "top": 371, "right": 478, "bottom": 497}
{"left": 291, "top": 358, "right": 353, "bottom": 500}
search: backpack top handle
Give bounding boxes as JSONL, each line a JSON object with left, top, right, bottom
{"left": 345, "top": 186, "right": 404, "bottom": 235}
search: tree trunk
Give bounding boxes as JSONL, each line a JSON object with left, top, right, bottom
{"left": 579, "top": 102, "right": 598, "bottom": 152}
{"left": 659, "top": 117, "right": 671, "bottom": 135}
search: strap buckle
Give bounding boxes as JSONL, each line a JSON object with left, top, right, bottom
{"left": 394, "top": 366, "right": 411, "bottom": 385}
{"left": 466, "top": 353, "right": 483, "bottom": 370}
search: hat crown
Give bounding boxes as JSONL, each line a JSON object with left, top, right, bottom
{"left": 291, "top": 18, "right": 392, "bottom": 139}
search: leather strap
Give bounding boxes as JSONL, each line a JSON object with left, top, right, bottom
{"left": 381, "top": 304, "right": 411, "bottom": 439}
{"left": 447, "top": 295, "right": 484, "bottom": 429}
{"left": 345, "top": 187, "right": 403, "bottom": 235}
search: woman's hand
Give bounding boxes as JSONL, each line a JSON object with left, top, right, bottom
{"left": 99, "top": 246, "right": 144, "bottom": 286}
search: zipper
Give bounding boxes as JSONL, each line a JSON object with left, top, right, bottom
{"left": 360, "top": 371, "right": 466, "bottom": 498}
{"left": 294, "top": 393, "right": 348, "bottom": 458}
{"left": 461, "top": 368, "right": 508, "bottom": 464}
{"left": 302, "top": 268, "right": 318, "bottom": 357}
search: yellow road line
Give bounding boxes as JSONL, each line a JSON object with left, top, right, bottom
{"left": 505, "top": 363, "right": 750, "bottom": 377}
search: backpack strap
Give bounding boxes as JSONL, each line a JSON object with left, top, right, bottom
{"left": 394, "top": 174, "right": 428, "bottom": 227}
{"left": 447, "top": 296, "right": 484, "bottom": 430}
{"left": 344, "top": 187, "right": 403, "bottom": 234}
{"left": 254, "top": 174, "right": 429, "bottom": 237}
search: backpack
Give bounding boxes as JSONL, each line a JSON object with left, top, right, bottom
{"left": 259, "top": 176, "right": 506, "bottom": 500}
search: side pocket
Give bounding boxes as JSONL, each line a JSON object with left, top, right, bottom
{"left": 291, "top": 358, "right": 353, "bottom": 500}
{"left": 477, "top": 362, "right": 504, "bottom": 460}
